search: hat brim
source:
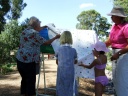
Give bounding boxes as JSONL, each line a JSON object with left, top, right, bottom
{"left": 96, "top": 48, "right": 109, "bottom": 53}
{"left": 107, "top": 13, "right": 127, "bottom": 17}
{"left": 104, "top": 48, "right": 109, "bottom": 52}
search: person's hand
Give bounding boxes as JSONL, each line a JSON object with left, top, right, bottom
{"left": 111, "top": 53, "right": 119, "bottom": 61}
{"left": 78, "top": 62, "right": 84, "bottom": 66}
{"left": 55, "top": 34, "right": 60, "bottom": 39}
{"left": 41, "top": 25, "right": 48, "bottom": 29}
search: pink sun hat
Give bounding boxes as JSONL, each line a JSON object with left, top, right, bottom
{"left": 94, "top": 41, "right": 109, "bottom": 52}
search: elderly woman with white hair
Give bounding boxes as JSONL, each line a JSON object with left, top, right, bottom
{"left": 105, "top": 6, "right": 128, "bottom": 96}
{"left": 16, "top": 16, "right": 60, "bottom": 96}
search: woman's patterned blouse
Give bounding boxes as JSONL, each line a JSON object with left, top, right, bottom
{"left": 16, "top": 27, "right": 46, "bottom": 63}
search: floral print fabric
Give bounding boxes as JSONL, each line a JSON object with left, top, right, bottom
{"left": 16, "top": 27, "right": 46, "bottom": 63}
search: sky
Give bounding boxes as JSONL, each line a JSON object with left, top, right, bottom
{"left": 19, "top": 0, "right": 114, "bottom": 29}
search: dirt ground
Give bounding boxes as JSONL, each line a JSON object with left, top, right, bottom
{"left": 0, "top": 55, "right": 113, "bottom": 96}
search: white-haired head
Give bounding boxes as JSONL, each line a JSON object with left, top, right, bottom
{"left": 29, "top": 16, "right": 40, "bottom": 28}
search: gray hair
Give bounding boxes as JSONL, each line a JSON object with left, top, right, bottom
{"left": 28, "top": 16, "right": 39, "bottom": 28}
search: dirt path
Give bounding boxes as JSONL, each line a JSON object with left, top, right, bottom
{"left": 0, "top": 56, "right": 57, "bottom": 96}
{"left": 0, "top": 55, "right": 113, "bottom": 96}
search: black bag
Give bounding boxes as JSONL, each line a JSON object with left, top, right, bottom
{"left": 36, "top": 63, "right": 40, "bottom": 75}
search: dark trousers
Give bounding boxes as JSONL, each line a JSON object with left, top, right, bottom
{"left": 16, "top": 59, "right": 36, "bottom": 96}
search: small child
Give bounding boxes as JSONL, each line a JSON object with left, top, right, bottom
{"left": 55, "top": 31, "right": 78, "bottom": 96}
{"left": 79, "top": 41, "right": 109, "bottom": 96}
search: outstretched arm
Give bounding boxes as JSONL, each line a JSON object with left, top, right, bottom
{"left": 105, "top": 37, "right": 111, "bottom": 47}
{"left": 78, "top": 60, "right": 97, "bottom": 69}
{"left": 43, "top": 34, "right": 60, "bottom": 45}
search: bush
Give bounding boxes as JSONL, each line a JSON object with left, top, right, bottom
{"left": 0, "top": 63, "right": 17, "bottom": 74}
{"left": 106, "top": 65, "right": 112, "bottom": 71}
{"left": 0, "top": 20, "right": 22, "bottom": 65}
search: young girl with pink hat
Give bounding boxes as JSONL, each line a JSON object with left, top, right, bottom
{"left": 79, "top": 41, "right": 109, "bottom": 96}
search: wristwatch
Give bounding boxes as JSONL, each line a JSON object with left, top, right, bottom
{"left": 118, "top": 52, "right": 121, "bottom": 55}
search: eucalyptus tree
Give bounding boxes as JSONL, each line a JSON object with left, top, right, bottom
{"left": 0, "top": 0, "right": 10, "bottom": 33}
{"left": 76, "top": 9, "right": 111, "bottom": 39}
{"left": 0, "top": 20, "right": 22, "bottom": 64}
{"left": 0, "top": 0, "right": 27, "bottom": 33}
{"left": 8, "top": 0, "right": 27, "bottom": 20}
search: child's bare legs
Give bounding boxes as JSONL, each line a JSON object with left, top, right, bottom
{"left": 95, "top": 82, "right": 104, "bottom": 96}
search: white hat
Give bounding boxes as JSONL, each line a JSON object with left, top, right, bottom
{"left": 94, "top": 41, "right": 109, "bottom": 52}
{"left": 107, "top": 6, "right": 127, "bottom": 17}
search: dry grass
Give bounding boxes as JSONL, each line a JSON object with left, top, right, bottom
{"left": 0, "top": 57, "right": 112, "bottom": 96}
{"left": 0, "top": 71, "right": 111, "bottom": 96}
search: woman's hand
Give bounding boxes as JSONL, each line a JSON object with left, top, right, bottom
{"left": 43, "top": 34, "right": 60, "bottom": 45}
{"left": 111, "top": 53, "right": 119, "bottom": 61}
{"left": 41, "top": 25, "right": 48, "bottom": 29}
{"left": 55, "top": 34, "right": 60, "bottom": 39}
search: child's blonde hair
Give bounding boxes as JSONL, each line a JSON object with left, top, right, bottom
{"left": 60, "top": 31, "right": 73, "bottom": 45}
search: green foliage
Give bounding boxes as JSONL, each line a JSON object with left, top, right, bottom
{"left": 0, "top": 0, "right": 11, "bottom": 32}
{"left": 76, "top": 9, "right": 111, "bottom": 39}
{"left": 106, "top": 64, "right": 112, "bottom": 71}
{"left": 0, "top": 0, "right": 27, "bottom": 74}
{"left": 9, "top": 0, "right": 27, "bottom": 20}
{"left": 0, "top": 20, "right": 22, "bottom": 64}
{"left": 106, "top": 48, "right": 112, "bottom": 71}
{"left": 0, "top": 63, "right": 16, "bottom": 74}
{"left": 0, "top": 0, "right": 27, "bottom": 33}
{"left": 2, "top": 20, "right": 22, "bottom": 49}
{"left": 21, "top": 18, "right": 29, "bottom": 30}
{"left": 106, "top": 48, "right": 112, "bottom": 61}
